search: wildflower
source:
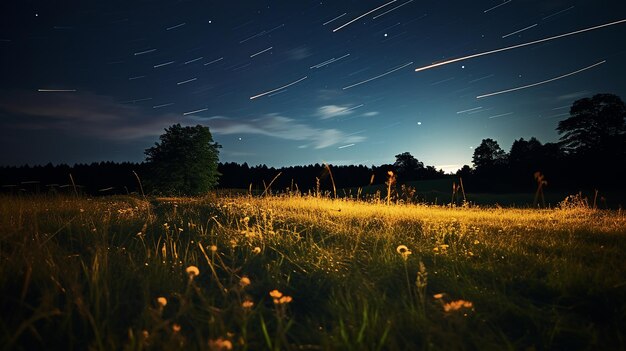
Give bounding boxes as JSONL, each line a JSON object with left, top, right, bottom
{"left": 210, "top": 245, "right": 218, "bottom": 253}
{"left": 433, "top": 293, "right": 444, "bottom": 299}
{"left": 142, "top": 330, "right": 149, "bottom": 339}
{"left": 186, "top": 265, "right": 200, "bottom": 278}
{"left": 277, "top": 296, "right": 293, "bottom": 304}
{"left": 396, "top": 245, "right": 412, "bottom": 260}
{"left": 240, "top": 276, "right": 251, "bottom": 288}
{"left": 252, "top": 246, "right": 261, "bottom": 254}
{"left": 172, "top": 323, "right": 181, "bottom": 332}
{"left": 443, "top": 300, "right": 473, "bottom": 312}
{"left": 269, "top": 289, "right": 283, "bottom": 299}
{"left": 473, "top": 240, "right": 480, "bottom": 245}
{"left": 242, "top": 300, "right": 254, "bottom": 309}
{"left": 157, "top": 296, "right": 168, "bottom": 307}
{"left": 209, "top": 337, "right": 233, "bottom": 351}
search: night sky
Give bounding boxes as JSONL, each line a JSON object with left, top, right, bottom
{"left": 1, "top": 1, "right": 625, "bottom": 172}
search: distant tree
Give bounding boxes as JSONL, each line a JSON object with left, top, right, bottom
{"left": 145, "top": 124, "right": 221, "bottom": 195}
{"left": 393, "top": 152, "right": 424, "bottom": 181}
{"left": 557, "top": 93, "right": 625, "bottom": 155}
{"left": 472, "top": 138, "right": 506, "bottom": 171}
{"left": 456, "top": 165, "right": 473, "bottom": 179}
{"left": 509, "top": 137, "right": 543, "bottom": 165}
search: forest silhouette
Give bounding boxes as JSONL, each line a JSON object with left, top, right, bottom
{"left": 1, "top": 94, "right": 624, "bottom": 204}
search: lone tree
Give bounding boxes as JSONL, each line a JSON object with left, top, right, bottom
{"left": 557, "top": 93, "right": 625, "bottom": 156}
{"left": 145, "top": 124, "right": 221, "bottom": 195}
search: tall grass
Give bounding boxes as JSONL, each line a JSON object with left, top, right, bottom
{"left": 0, "top": 193, "right": 625, "bottom": 350}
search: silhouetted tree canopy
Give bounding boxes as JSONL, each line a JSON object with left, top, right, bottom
{"left": 509, "top": 137, "right": 543, "bottom": 165}
{"left": 472, "top": 138, "right": 506, "bottom": 171}
{"left": 394, "top": 152, "right": 424, "bottom": 181}
{"left": 145, "top": 124, "right": 220, "bottom": 195}
{"left": 557, "top": 93, "right": 626, "bottom": 155}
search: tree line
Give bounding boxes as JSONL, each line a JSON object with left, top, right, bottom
{"left": 0, "top": 160, "right": 441, "bottom": 196}
{"left": 458, "top": 93, "right": 625, "bottom": 195}
{"left": 0, "top": 93, "right": 623, "bottom": 199}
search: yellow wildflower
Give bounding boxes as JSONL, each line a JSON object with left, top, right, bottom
{"left": 396, "top": 245, "right": 412, "bottom": 260}
{"left": 240, "top": 276, "right": 251, "bottom": 288}
{"left": 186, "top": 265, "right": 200, "bottom": 278}
{"left": 269, "top": 289, "right": 283, "bottom": 299}
{"left": 278, "top": 296, "right": 293, "bottom": 304}
{"left": 443, "top": 300, "right": 473, "bottom": 312}
{"left": 157, "top": 296, "right": 168, "bottom": 307}
{"left": 209, "top": 337, "right": 233, "bottom": 351}
{"left": 242, "top": 300, "right": 254, "bottom": 309}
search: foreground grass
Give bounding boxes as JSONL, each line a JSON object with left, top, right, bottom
{"left": 0, "top": 194, "right": 625, "bottom": 350}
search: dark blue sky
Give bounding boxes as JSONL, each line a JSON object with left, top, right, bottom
{"left": 1, "top": 0, "right": 625, "bottom": 172}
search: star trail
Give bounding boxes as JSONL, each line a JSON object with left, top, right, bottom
{"left": 0, "top": 0, "right": 625, "bottom": 171}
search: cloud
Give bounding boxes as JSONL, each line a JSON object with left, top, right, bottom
{"left": 0, "top": 90, "right": 184, "bottom": 140}
{"left": 199, "top": 114, "right": 366, "bottom": 149}
{"left": 317, "top": 105, "right": 354, "bottom": 119}
{"left": 0, "top": 90, "right": 367, "bottom": 149}
{"left": 557, "top": 90, "right": 590, "bottom": 101}
{"left": 286, "top": 46, "right": 312, "bottom": 60}
{"left": 316, "top": 89, "right": 344, "bottom": 101}
{"left": 362, "top": 111, "right": 379, "bottom": 117}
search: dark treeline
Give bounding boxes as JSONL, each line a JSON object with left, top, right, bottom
{"left": 0, "top": 161, "right": 441, "bottom": 196}
{"left": 0, "top": 162, "right": 148, "bottom": 195}
{"left": 1, "top": 94, "right": 623, "bottom": 201}
{"left": 457, "top": 136, "right": 625, "bottom": 194}
{"left": 458, "top": 93, "right": 626, "bottom": 202}
{"left": 218, "top": 161, "right": 444, "bottom": 194}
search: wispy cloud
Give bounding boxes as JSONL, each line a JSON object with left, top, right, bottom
{"left": 0, "top": 90, "right": 367, "bottom": 149}
{"left": 199, "top": 114, "right": 366, "bottom": 149}
{"left": 317, "top": 104, "right": 364, "bottom": 119}
{"left": 557, "top": 90, "right": 590, "bottom": 101}
{"left": 362, "top": 111, "right": 379, "bottom": 117}
{"left": 0, "top": 90, "right": 183, "bottom": 140}
{"left": 286, "top": 46, "right": 312, "bottom": 60}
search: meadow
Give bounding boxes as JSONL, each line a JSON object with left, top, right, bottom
{"left": 1, "top": 193, "right": 625, "bottom": 350}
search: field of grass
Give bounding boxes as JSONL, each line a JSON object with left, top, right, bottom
{"left": 1, "top": 193, "right": 625, "bottom": 350}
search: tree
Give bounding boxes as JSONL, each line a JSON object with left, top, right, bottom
{"left": 393, "top": 152, "right": 424, "bottom": 181}
{"left": 508, "top": 137, "right": 543, "bottom": 166}
{"left": 557, "top": 93, "right": 625, "bottom": 155}
{"left": 472, "top": 138, "right": 506, "bottom": 171}
{"left": 145, "top": 124, "right": 221, "bottom": 195}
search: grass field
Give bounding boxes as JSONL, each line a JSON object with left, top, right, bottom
{"left": 1, "top": 193, "right": 625, "bottom": 350}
